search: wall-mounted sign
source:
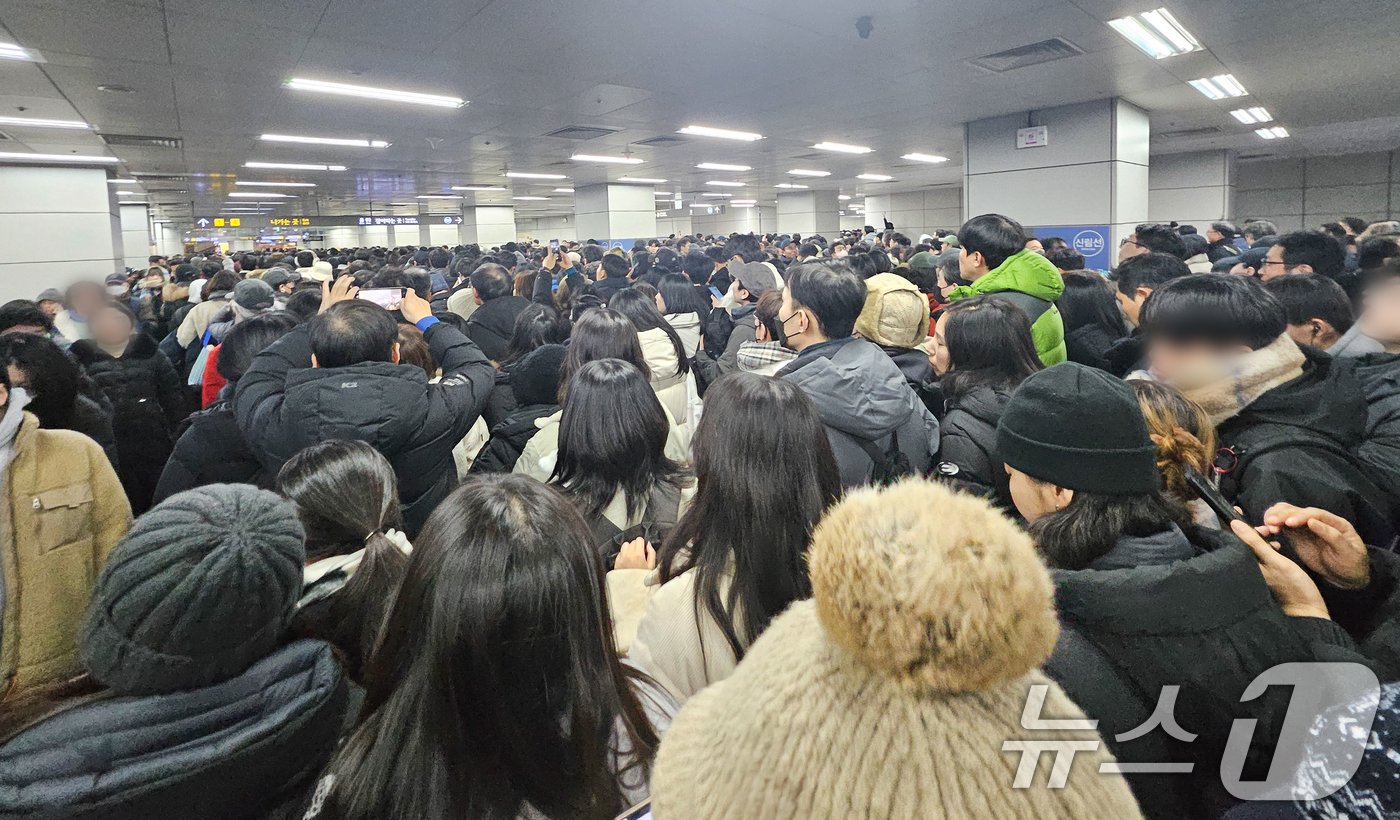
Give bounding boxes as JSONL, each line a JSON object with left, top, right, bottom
{"left": 1016, "top": 125, "right": 1049, "bottom": 149}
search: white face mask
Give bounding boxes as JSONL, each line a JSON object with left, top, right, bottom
{"left": 107, "top": 285, "right": 128, "bottom": 296}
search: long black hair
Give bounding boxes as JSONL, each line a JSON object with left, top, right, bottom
{"left": 606, "top": 288, "right": 690, "bottom": 377}
{"left": 659, "top": 373, "right": 842, "bottom": 661}
{"left": 1030, "top": 490, "right": 1191, "bottom": 571}
{"left": 553, "top": 358, "right": 684, "bottom": 523}
{"left": 277, "top": 440, "right": 407, "bottom": 681}
{"left": 321, "top": 474, "right": 663, "bottom": 820}
{"left": 557, "top": 308, "right": 649, "bottom": 401}
{"left": 939, "top": 295, "right": 1043, "bottom": 399}
{"left": 1058, "top": 272, "right": 1129, "bottom": 338}
{"left": 656, "top": 273, "right": 710, "bottom": 322}
{"left": 501, "top": 303, "right": 569, "bottom": 366}
{"left": 0, "top": 333, "right": 80, "bottom": 428}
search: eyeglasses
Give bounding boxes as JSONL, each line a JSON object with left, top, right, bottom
{"left": 1259, "top": 259, "right": 1288, "bottom": 267}
{"left": 1119, "top": 238, "right": 1146, "bottom": 249}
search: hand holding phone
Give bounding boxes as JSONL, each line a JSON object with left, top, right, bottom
{"left": 358, "top": 287, "right": 406, "bottom": 311}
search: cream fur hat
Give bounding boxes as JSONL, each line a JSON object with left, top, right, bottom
{"left": 650, "top": 480, "right": 1142, "bottom": 820}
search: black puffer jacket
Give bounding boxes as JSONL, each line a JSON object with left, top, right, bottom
{"left": 70, "top": 333, "right": 187, "bottom": 515}
{"left": 0, "top": 640, "right": 348, "bottom": 820}
{"left": 1045, "top": 526, "right": 1355, "bottom": 820}
{"left": 935, "top": 382, "right": 1015, "bottom": 509}
{"left": 1352, "top": 352, "right": 1400, "bottom": 503}
{"left": 234, "top": 321, "right": 495, "bottom": 535}
{"left": 66, "top": 394, "right": 119, "bottom": 471}
{"left": 464, "top": 295, "right": 529, "bottom": 362}
{"left": 470, "top": 403, "right": 559, "bottom": 474}
{"left": 152, "top": 399, "right": 267, "bottom": 504}
{"left": 1064, "top": 323, "right": 1120, "bottom": 372}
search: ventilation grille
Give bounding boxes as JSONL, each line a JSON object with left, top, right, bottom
{"left": 99, "top": 133, "right": 182, "bottom": 149}
{"left": 633, "top": 135, "right": 686, "bottom": 147}
{"left": 1158, "top": 126, "right": 1222, "bottom": 139}
{"left": 543, "top": 125, "right": 619, "bottom": 140}
{"left": 968, "top": 37, "right": 1084, "bottom": 73}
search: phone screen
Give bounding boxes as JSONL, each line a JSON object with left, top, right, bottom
{"left": 708, "top": 286, "right": 724, "bottom": 300}
{"left": 359, "top": 287, "right": 405, "bottom": 310}
{"left": 550, "top": 239, "right": 560, "bottom": 251}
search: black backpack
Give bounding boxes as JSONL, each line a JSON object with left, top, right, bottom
{"left": 588, "top": 482, "right": 683, "bottom": 570}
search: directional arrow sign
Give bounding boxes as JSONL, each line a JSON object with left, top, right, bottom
{"left": 195, "top": 218, "right": 211, "bottom": 227}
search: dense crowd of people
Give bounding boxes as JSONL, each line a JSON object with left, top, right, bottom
{"left": 2, "top": 212, "right": 1400, "bottom": 819}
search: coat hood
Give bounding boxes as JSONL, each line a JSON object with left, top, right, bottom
{"left": 1224, "top": 345, "right": 1369, "bottom": 449}
{"left": 948, "top": 249, "right": 1065, "bottom": 302}
{"left": 781, "top": 338, "right": 919, "bottom": 439}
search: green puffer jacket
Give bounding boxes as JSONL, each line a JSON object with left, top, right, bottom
{"left": 947, "top": 249, "right": 1067, "bottom": 366}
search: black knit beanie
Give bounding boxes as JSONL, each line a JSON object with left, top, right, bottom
{"left": 996, "top": 363, "right": 1160, "bottom": 495}
{"left": 81, "top": 484, "right": 306, "bottom": 695}
{"left": 512, "top": 343, "right": 567, "bottom": 407}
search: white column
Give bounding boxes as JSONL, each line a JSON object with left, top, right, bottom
{"left": 0, "top": 164, "right": 123, "bottom": 303}
{"left": 1149, "top": 150, "right": 1235, "bottom": 225}
{"left": 776, "top": 190, "right": 840, "bottom": 236}
{"left": 362, "top": 225, "right": 390, "bottom": 246}
{"left": 574, "top": 184, "right": 657, "bottom": 246}
{"left": 120, "top": 204, "right": 151, "bottom": 270}
{"left": 159, "top": 225, "right": 183, "bottom": 256}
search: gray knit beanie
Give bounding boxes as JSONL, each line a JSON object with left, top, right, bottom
{"left": 81, "top": 484, "right": 306, "bottom": 695}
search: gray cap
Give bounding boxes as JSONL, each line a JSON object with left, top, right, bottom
{"left": 261, "top": 269, "right": 299, "bottom": 290}
{"left": 731, "top": 260, "right": 778, "bottom": 294}
{"left": 36, "top": 288, "right": 63, "bottom": 303}
{"left": 232, "top": 278, "right": 276, "bottom": 311}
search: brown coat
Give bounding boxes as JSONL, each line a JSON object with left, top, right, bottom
{"left": 0, "top": 413, "right": 131, "bottom": 696}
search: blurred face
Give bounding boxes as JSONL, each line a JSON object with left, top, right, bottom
{"left": 925, "top": 320, "right": 952, "bottom": 375}
{"left": 1147, "top": 337, "right": 1251, "bottom": 383}
{"left": 1117, "top": 235, "right": 1148, "bottom": 265}
{"left": 37, "top": 300, "right": 61, "bottom": 319}
{"left": 88, "top": 306, "right": 134, "bottom": 347}
{"left": 68, "top": 287, "right": 106, "bottom": 319}
{"left": 1006, "top": 466, "right": 1069, "bottom": 523}
{"left": 1360, "top": 278, "right": 1400, "bottom": 348}
{"left": 1025, "top": 238, "right": 1045, "bottom": 255}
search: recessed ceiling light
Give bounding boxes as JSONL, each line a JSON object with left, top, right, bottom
{"left": 285, "top": 77, "right": 466, "bottom": 108}
{"left": 705, "top": 180, "right": 745, "bottom": 187}
{"left": 236, "top": 180, "right": 317, "bottom": 187}
{"left": 228, "top": 192, "right": 297, "bottom": 198}
{"left": 0, "top": 115, "right": 90, "bottom": 130}
{"left": 1108, "top": 8, "right": 1202, "bottom": 59}
{"left": 570, "top": 154, "right": 644, "bottom": 164}
{"left": 857, "top": 173, "right": 893, "bottom": 181}
{"left": 114, "top": 191, "right": 143, "bottom": 196}
{"left": 117, "top": 201, "right": 147, "bottom": 205}
{"left": 245, "top": 161, "right": 346, "bottom": 171}
{"left": 505, "top": 172, "right": 567, "bottom": 180}
{"left": 1230, "top": 107, "right": 1273, "bottom": 125}
{"left": 513, "top": 196, "right": 550, "bottom": 201}
{"left": 1255, "top": 126, "right": 1289, "bottom": 140}
{"left": 702, "top": 193, "right": 733, "bottom": 198}
{"left": 812, "top": 141, "right": 873, "bottom": 154}
{"left": 775, "top": 183, "right": 810, "bottom": 189}
{"left": 97, "top": 84, "right": 135, "bottom": 94}
{"left": 0, "top": 151, "right": 118, "bottom": 163}
{"left": 696, "top": 162, "right": 752, "bottom": 171}
{"left": 838, "top": 194, "right": 852, "bottom": 200}
{"left": 654, "top": 191, "right": 675, "bottom": 197}
{"left": 677, "top": 125, "right": 764, "bottom": 141}
{"left": 617, "top": 176, "right": 668, "bottom": 183}
{"left": 787, "top": 169, "right": 831, "bottom": 177}
{"left": 260, "top": 133, "right": 390, "bottom": 148}
{"left": 731, "top": 202, "right": 757, "bottom": 208}
{"left": 107, "top": 178, "right": 138, "bottom": 184}
{"left": 416, "top": 194, "right": 461, "bottom": 199}
{"left": 452, "top": 185, "right": 508, "bottom": 191}
{"left": 1189, "top": 74, "right": 1248, "bottom": 100}
{"left": 901, "top": 153, "right": 949, "bottom": 163}
{"left": 0, "top": 42, "right": 40, "bottom": 62}
{"left": 552, "top": 188, "right": 575, "bottom": 193}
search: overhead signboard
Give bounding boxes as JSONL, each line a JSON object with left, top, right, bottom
{"left": 194, "top": 217, "right": 243, "bottom": 228}
{"left": 193, "top": 214, "right": 463, "bottom": 229}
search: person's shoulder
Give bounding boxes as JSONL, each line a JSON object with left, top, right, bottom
{"left": 30, "top": 423, "right": 107, "bottom": 460}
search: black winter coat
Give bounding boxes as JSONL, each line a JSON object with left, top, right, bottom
{"left": 1217, "top": 346, "right": 1397, "bottom": 547}
{"left": 470, "top": 403, "right": 559, "bottom": 475}
{"left": 593, "top": 276, "right": 631, "bottom": 303}
{"left": 1352, "top": 353, "right": 1400, "bottom": 506}
{"left": 1064, "top": 323, "right": 1121, "bottom": 372}
{"left": 152, "top": 399, "right": 268, "bottom": 504}
{"left": 70, "top": 333, "right": 186, "bottom": 515}
{"left": 0, "top": 641, "right": 348, "bottom": 820}
{"left": 68, "top": 393, "right": 119, "bottom": 471}
{"left": 234, "top": 321, "right": 496, "bottom": 535}
{"left": 464, "top": 295, "right": 530, "bottom": 362}
{"left": 1103, "top": 329, "right": 1147, "bottom": 378}
{"left": 936, "top": 383, "right": 1015, "bottom": 509}
{"left": 1045, "top": 526, "right": 1354, "bottom": 820}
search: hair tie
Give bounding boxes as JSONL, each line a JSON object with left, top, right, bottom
{"left": 364, "top": 530, "right": 383, "bottom": 544}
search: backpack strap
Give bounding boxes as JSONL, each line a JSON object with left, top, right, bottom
{"left": 1215, "top": 424, "right": 1358, "bottom": 498}
{"left": 645, "top": 481, "right": 683, "bottom": 529}
{"left": 985, "top": 290, "right": 1053, "bottom": 326}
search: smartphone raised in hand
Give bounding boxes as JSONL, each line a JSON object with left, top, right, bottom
{"left": 550, "top": 239, "right": 560, "bottom": 251}
{"left": 358, "top": 287, "right": 405, "bottom": 311}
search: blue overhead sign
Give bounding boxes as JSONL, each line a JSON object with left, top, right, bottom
{"left": 1032, "top": 224, "right": 1112, "bottom": 271}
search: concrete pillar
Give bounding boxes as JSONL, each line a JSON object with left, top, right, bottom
{"left": 321, "top": 227, "right": 362, "bottom": 249}
{"left": 1149, "top": 150, "right": 1235, "bottom": 226}
{"left": 0, "top": 164, "right": 123, "bottom": 303}
{"left": 462, "top": 206, "right": 518, "bottom": 247}
{"left": 693, "top": 205, "right": 777, "bottom": 236}
{"left": 776, "top": 190, "right": 840, "bottom": 236}
{"left": 965, "top": 98, "right": 1149, "bottom": 270}
{"left": 159, "top": 225, "right": 183, "bottom": 256}
{"left": 120, "top": 204, "right": 152, "bottom": 270}
{"left": 574, "top": 184, "right": 657, "bottom": 246}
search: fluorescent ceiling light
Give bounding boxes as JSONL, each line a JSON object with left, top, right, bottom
{"left": 245, "top": 161, "right": 346, "bottom": 171}
{"left": 1256, "top": 126, "right": 1289, "bottom": 139}
{"left": 1108, "top": 8, "right": 1201, "bottom": 59}
{"left": 0, "top": 152, "right": 118, "bottom": 163}
{"left": 731, "top": 203, "right": 756, "bottom": 208}
{"left": 505, "top": 172, "right": 567, "bottom": 180}
{"left": 901, "top": 153, "right": 949, "bottom": 163}
{"left": 812, "top": 141, "right": 873, "bottom": 154}
{"left": 513, "top": 196, "right": 549, "bottom": 201}
{"left": 416, "top": 194, "right": 461, "bottom": 199}
{"left": 1230, "top": 107, "right": 1273, "bottom": 124}
{"left": 702, "top": 193, "right": 732, "bottom": 198}
{"left": 114, "top": 191, "right": 143, "bottom": 196}
{"left": 452, "top": 185, "right": 508, "bottom": 191}
{"left": 117, "top": 201, "right": 147, "bottom": 206}
{"left": 0, "top": 115, "right": 89, "bottom": 130}
{"left": 552, "top": 188, "right": 575, "bottom": 193}
{"left": 260, "top": 133, "right": 389, "bottom": 148}
{"left": 0, "top": 43, "right": 37, "bottom": 62}
{"left": 617, "top": 176, "right": 667, "bottom": 184}
{"left": 570, "top": 154, "right": 644, "bottom": 164}
{"left": 696, "top": 162, "right": 751, "bottom": 171}
{"left": 228, "top": 192, "right": 297, "bottom": 198}
{"left": 236, "top": 180, "right": 317, "bottom": 187}
{"left": 788, "top": 169, "right": 831, "bottom": 177}
{"left": 775, "top": 183, "right": 809, "bottom": 189}
{"left": 1189, "top": 74, "right": 1248, "bottom": 100}
{"left": 857, "top": 173, "right": 893, "bottom": 181}
{"left": 732, "top": 199, "right": 757, "bottom": 205}
{"left": 107, "top": 178, "right": 138, "bottom": 184}
{"left": 838, "top": 194, "right": 852, "bottom": 201}
{"left": 677, "top": 125, "right": 764, "bottom": 141}
{"left": 706, "top": 180, "right": 745, "bottom": 187}
{"left": 285, "top": 77, "right": 465, "bottom": 108}
{"left": 654, "top": 191, "right": 675, "bottom": 197}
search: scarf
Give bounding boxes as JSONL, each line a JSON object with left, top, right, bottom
{"left": 1169, "top": 334, "right": 1306, "bottom": 426}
